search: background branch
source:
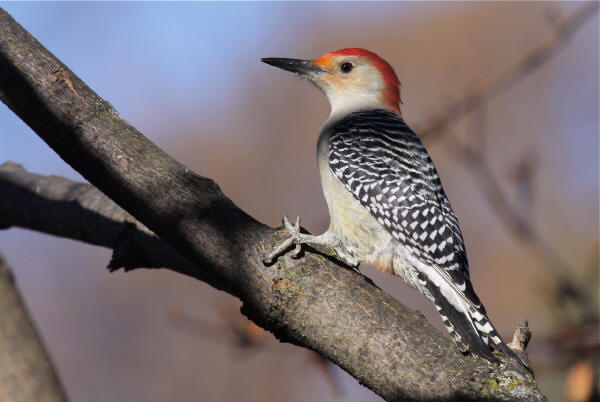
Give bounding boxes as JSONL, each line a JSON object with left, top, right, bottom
{"left": 0, "top": 255, "right": 67, "bottom": 402}
{"left": 418, "top": 1, "right": 599, "bottom": 142}
{"left": 0, "top": 161, "right": 198, "bottom": 276}
{"left": 449, "top": 137, "right": 579, "bottom": 291}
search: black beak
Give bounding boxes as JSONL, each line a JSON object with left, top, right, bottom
{"left": 261, "top": 58, "right": 325, "bottom": 75}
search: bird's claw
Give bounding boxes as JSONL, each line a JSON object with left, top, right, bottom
{"left": 282, "top": 213, "right": 302, "bottom": 258}
{"left": 263, "top": 213, "right": 304, "bottom": 264}
{"left": 264, "top": 214, "right": 362, "bottom": 273}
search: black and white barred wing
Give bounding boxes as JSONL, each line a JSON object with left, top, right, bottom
{"left": 327, "top": 110, "right": 508, "bottom": 360}
{"left": 327, "top": 110, "right": 472, "bottom": 291}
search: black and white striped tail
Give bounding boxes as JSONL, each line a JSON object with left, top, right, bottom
{"left": 422, "top": 273, "right": 521, "bottom": 365}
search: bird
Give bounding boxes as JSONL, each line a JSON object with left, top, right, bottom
{"left": 261, "top": 48, "right": 521, "bottom": 365}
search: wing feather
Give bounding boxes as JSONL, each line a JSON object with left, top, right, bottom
{"left": 327, "top": 109, "right": 482, "bottom": 308}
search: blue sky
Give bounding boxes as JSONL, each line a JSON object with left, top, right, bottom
{"left": 1, "top": 3, "right": 279, "bottom": 178}
{"left": 0, "top": 2, "right": 419, "bottom": 178}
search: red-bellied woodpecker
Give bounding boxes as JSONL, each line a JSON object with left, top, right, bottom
{"left": 262, "top": 48, "right": 523, "bottom": 365}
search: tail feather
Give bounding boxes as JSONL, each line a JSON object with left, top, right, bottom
{"left": 418, "top": 271, "right": 527, "bottom": 366}
{"left": 469, "top": 306, "right": 530, "bottom": 368}
{"left": 426, "top": 280, "right": 500, "bottom": 363}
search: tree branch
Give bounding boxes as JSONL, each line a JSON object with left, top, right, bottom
{"left": 0, "top": 255, "right": 67, "bottom": 402}
{"left": 449, "top": 137, "right": 593, "bottom": 313}
{"left": 419, "top": 2, "right": 599, "bottom": 142}
{"left": 0, "top": 161, "right": 198, "bottom": 276}
{"left": 0, "top": 8, "right": 544, "bottom": 401}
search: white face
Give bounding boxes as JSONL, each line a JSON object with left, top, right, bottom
{"left": 309, "top": 55, "right": 388, "bottom": 117}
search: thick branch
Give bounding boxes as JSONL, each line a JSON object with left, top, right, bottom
{"left": 0, "top": 8, "right": 544, "bottom": 401}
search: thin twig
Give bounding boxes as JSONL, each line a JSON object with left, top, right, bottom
{"left": 449, "top": 137, "right": 586, "bottom": 305}
{"left": 420, "top": 3, "right": 599, "bottom": 142}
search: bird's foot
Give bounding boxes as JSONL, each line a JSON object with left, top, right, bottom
{"left": 263, "top": 214, "right": 361, "bottom": 273}
{"left": 263, "top": 213, "right": 307, "bottom": 264}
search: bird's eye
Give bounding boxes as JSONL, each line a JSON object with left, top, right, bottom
{"left": 339, "top": 62, "right": 354, "bottom": 74}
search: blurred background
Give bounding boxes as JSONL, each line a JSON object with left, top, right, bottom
{"left": 0, "top": 3, "right": 598, "bottom": 401}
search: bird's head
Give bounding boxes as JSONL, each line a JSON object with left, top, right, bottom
{"left": 262, "top": 48, "right": 401, "bottom": 117}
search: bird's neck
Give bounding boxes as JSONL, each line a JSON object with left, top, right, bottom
{"left": 324, "top": 88, "right": 400, "bottom": 123}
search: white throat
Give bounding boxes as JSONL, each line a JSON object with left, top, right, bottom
{"left": 322, "top": 87, "right": 389, "bottom": 123}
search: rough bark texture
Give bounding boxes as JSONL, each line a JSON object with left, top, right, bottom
{"left": 0, "top": 256, "right": 68, "bottom": 402}
{"left": 0, "top": 8, "right": 545, "bottom": 401}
